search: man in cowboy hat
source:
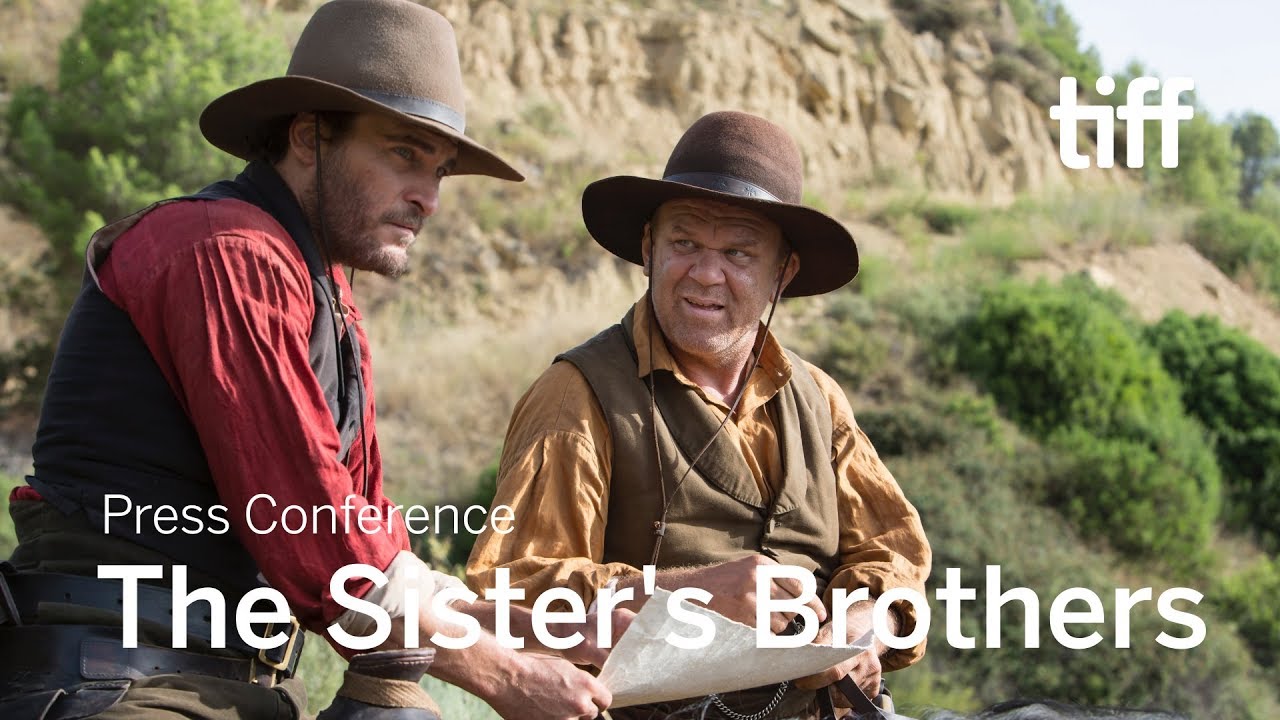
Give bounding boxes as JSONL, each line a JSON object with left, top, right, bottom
{"left": 0, "top": 1, "right": 613, "bottom": 719}
{"left": 468, "top": 110, "right": 931, "bottom": 719}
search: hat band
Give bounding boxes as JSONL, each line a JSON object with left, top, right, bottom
{"left": 353, "top": 88, "right": 466, "bottom": 133}
{"left": 663, "top": 172, "right": 780, "bottom": 202}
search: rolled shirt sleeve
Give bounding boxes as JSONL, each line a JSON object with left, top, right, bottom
{"left": 807, "top": 361, "right": 932, "bottom": 670}
{"left": 466, "top": 361, "right": 640, "bottom": 607}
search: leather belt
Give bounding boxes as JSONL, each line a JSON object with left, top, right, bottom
{"left": 3, "top": 570, "right": 223, "bottom": 637}
{"left": 0, "top": 569, "right": 303, "bottom": 683}
{"left": 0, "top": 625, "right": 295, "bottom": 693}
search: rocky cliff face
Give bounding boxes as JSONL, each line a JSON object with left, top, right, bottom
{"left": 433, "top": 0, "right": 1114, "bottom": 203}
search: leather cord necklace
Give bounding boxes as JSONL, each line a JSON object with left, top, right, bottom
{"left": 645, "top": 247, "right": 794, "bottom": 567}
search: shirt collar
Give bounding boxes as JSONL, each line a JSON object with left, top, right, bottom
{"left": 630, "top": 292, "right": 793, "bottom": 412}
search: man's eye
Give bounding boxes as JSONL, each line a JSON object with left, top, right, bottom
{"left": 392, "top": 147, "right": 414, "bottom": 160}
{"left": 436, "top": 165, "right": 451, "bottom": 179}
{"left": 673, "top": 238, "right": 694, "bottom": 249}
{"left": 726, "top": 248, "right": 746, "bottom": 258}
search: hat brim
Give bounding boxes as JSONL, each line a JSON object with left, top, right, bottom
{"left": 200, "top": 76, "right": 523, "bottom": 181}
{"left": 582, "top": 176, "right": 858, "bottom": 297}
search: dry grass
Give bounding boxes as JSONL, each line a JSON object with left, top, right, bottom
{"left": 366, "top": 261, "right": 645, "bottom": 504}
{"left": 0, "top": 204, "right": 48, "bottom": 345}
{"left": 1005, "top": 187, "right": 1191, "bottom": 253}
{"left": 0, "top": 0, "right": 86, "bottom": 92}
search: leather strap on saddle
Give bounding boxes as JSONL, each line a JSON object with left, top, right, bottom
{"left": 818, "top": 676, "right": 891, "bottom": 720}
{"left": 317, "top": 649, "right": 442, "bottom": 720}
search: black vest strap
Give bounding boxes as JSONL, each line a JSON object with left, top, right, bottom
{"left": 187, "top": 162, "right": 363, "bottom": 461}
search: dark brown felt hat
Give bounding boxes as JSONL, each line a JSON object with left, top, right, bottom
{"left": 200, "top": 0, "right": 521, "bottom": 181}
{"left": 582, "top": 111, "right": 857, "bottom": 297}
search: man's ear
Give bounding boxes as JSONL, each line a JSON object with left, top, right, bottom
{"left": 779, "top": 249, "right": 800, "bottom": 293}
{"left": 287, "top": 112, "right": 322, "bottom": 168}
{"left": 641, "top": 223, "right": 653, "bottom": 276}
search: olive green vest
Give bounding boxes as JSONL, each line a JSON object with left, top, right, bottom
{"left": 556, "top": 308, "right": 840, "bottom": 592}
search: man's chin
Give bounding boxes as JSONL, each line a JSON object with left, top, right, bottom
{"left": 663, "top": 328, "right": 736, "bottom": 361}
{"left": 350, "top": 250, "right": 411, "bottom": 278}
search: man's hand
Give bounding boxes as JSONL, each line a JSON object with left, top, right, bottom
{"left": 487, "top": 653, "right": 612, "bottom": 720}
{"left": 557, "top": 607, "right": 636, "bottom": 668}
{"left": 794, "top": 600, "right": 887, "bottom": 699}
{"left": 385, "top": 599, "right": 613, "bottom": 720}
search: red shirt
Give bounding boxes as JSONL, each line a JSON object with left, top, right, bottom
{"left": 15, "top": 198, "right": 409, "bottom": 631}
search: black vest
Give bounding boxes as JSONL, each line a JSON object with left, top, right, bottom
{"left": 26, "top": 162, "right": 363, "bottom": 594}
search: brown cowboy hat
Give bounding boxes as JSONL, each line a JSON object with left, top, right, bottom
{"left": 581, "top": 111, "right": 857, "bottom": 297}
{"left": 200, "top": 0, "right": 521, "bottom": 181}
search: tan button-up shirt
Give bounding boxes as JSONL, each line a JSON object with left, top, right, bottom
{"left": 467, "top": 297, "right": 932, "bottom": 669}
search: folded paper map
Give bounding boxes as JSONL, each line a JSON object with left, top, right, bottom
{"left": 598, "top": 588, "right": 874, "bottom": 708}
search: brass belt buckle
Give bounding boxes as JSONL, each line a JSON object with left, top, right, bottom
{"left": 248, "top": 655, "right": 276, "bottom": 688}
{"left": 257, "top": 615, "right": 302, "bottom": 673}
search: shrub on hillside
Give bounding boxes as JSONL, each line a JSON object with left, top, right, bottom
{"left": 1046, "top": 425, "right": 1218, "bottom": 569}
{"left": 889, "top": 0, "right": 978, "bottom": 41}
{"left": 950, "top": 279, "right": 1221, "bottom": 563}
{"left": 953, "top": 279, "right": 1168, "bottom": 435}
{"left": 2, "top": 0, "right": 287, "bottom": 268}
{"left": 1187, "top": 205, "right": 1280, "bottom": 296}
{"left": 1144, "top": 113, "right": 1241, "bottom": 207}
{"left": 1212, "top": 556, "right": 1280, "bottom": 670}
{"left": 894, "top": 441, "right": 1275, "bottom": 719}
{"left": 858, "top": 388, "right": 1005, "bottom": 458}
{"left": 809, "top": 293, "right": 892, "bottom": 392}
{"left": 1005, "top": 0, "right": 1103, "bottom": 94}
{"left": 876, "top": 195, "right": 981, "bottom": 235}
{"left": 1144, "top": 311, "right": 1280, "bottom": 548}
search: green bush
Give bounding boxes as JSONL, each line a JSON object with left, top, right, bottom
{"left": 1213, "top": 557, "right": 1280, "bottom": 669}
{"left": 0, "top": 0, "right": 287, "bottom": 406}
{"left": 1187, "top": 205, "right": 1280, "bottom": 296}
{"left": 1143, "top": 113, "right": 1241, "bottom": 207}
{"left": 894, "top": 438, "right": 1275, "bottom": 719}
{"left": 1005, "top": 0, "right": 1103, "bottom": 93}
{"left": 2, "top": 0, "right": 287, "bottom": 267}
{"left": 950, "top": 279, "right": 1221, "bottom": 562}
{"left": 859, "top": 388, "right": 1005, "bottom": 458}
{"left": 1144, "top": 311, "right": 1280, "bottom": 547}
{"left": 1046, "top": 425, "right": 1218, "bottom": 568}
{"left": 809, "top": 292, "right": 892, "bottom": 392}
{"left": 876, "top": 195, "right": 981, "bottom": 235}
{"left": 1232, "top": 112, "right": 1280, "bottom": 210}
{"left": 953, "top": 279, "right": 1172, "bottom": 435}
{"left": 889, "top": 0, "right": 978, "bottom": 41}
{"left": 919, "top": 203, "right": 981, "bottom": 235}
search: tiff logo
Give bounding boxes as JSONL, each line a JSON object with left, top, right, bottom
{"left": 1050, "top": 76, "right": 1195, "bottom": 170}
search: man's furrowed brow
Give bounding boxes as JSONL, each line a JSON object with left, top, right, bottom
{"left": 383, "top": 130, "right": 459, "bottom": 171}
{"left": 384, "top": 132, "right": 441, "bottom": 155}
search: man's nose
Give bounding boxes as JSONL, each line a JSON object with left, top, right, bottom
{"left": 404, "top": 176, "right": 442, "bottom": 218}
{"left": 687, "top": 251, "right": 727, "bottom": 285}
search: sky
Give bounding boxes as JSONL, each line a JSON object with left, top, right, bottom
{"left": 1063, "top": 0, "right": 1278, "bottom": 126}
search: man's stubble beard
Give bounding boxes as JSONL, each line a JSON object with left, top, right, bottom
{"left": 303, "top": 147, "right": 415, "bottom": 279}
{"left": 652, "top": 297, "right": 755, "bottom": 370}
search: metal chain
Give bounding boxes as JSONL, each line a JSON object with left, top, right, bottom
{"left": 707, "top": 681, "right": 790, "bottom": 720}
